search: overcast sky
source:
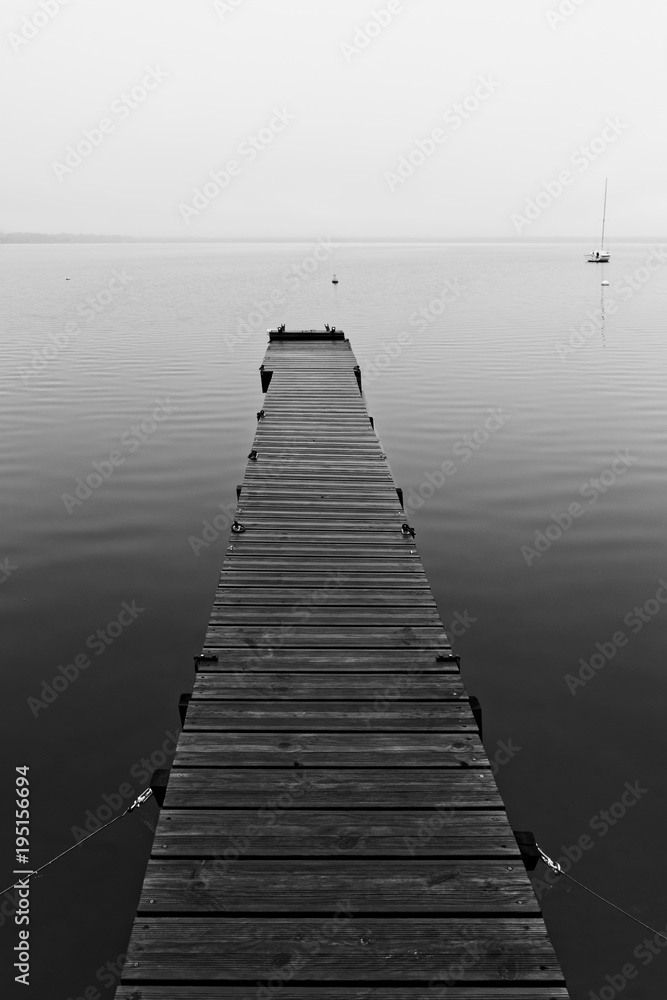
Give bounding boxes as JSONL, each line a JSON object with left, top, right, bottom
{"left": 2, "top": 0, "right": 663, "bottom": 238}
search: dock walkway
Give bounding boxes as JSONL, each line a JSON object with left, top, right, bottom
{"left": 116, "top": 330, "right": 569, "bottom": 997}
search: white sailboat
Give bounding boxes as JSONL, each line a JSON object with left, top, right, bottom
{"left": 588, "top": 179, "right": 610, "bottom": 262}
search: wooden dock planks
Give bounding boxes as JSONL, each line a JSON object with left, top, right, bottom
{"left": 115, "top": 331, "right": 569, "bottom": 998}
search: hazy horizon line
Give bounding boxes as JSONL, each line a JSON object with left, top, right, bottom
{"left": 2, "top": 233, "right": 665, "bottom": 244}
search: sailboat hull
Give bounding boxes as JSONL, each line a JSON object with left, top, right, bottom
{"left": 588, "top": 253, "right": 610, "bottom": 262}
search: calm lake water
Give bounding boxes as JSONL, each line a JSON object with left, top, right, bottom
{"left": 2, "top": 241, "right": 667, "bottom": 998}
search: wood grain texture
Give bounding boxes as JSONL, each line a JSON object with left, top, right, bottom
{"left": 225, "top": 529, "right": 413, "bottom": 541}
{"left": 174, "top": 732, "right": 486, "bottom": 767}
{"left": 137, "top": 860, "right": 539, "bottom": 913}
{"left": 183, "top": 700, "right": 476, "bottom": 731}
{"left": 214, "top": 589, "right": 437, "bottom": 607}
{"left": 209, "top": 607, "right": 444, "bottom": 626}
{"left": 117, "top": 990, "right": 570, "bottom": 999}
{"left": 191, "top": 671, "right": 462, "bottom": 698}
{"left": 163, "top": 769, "right": 501, "bottom": 808}
{"left": 217, "top": 573, "right": 433, "bottom": 590}
{"left": 119, "top": 917, "right": 564, "bottom": 982}
{"left": 152, "top": 809, "right": 521, "bottom": 858}
{"left": 204, "top": 626, "right": 450, "bottom": 649}
{"left": 196, "top": 649, "right": 456, "bottom": 671}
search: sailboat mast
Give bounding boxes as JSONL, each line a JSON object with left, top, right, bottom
{"left": 600, "top": 178, "right": 608, "bottom": 250}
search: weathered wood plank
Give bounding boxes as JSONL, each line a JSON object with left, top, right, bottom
{"left": 184, "top": 701, "right": 476, "bottom": 731}
{"left": 241, "top": 487, "right": 390, "bottom": 495}
{"left": 119, "top": 918, "right": 564, "bottom": 982}
{"left": 225, "top": 552, "right": 424, "bottom": 586}
{"left": 163, "top": 769, "right": 500, "bottom": 808}
{"left": 209, "top": 608, "right": 444, "bottom": 626}
{"left": 228, "top": 528, "right": 404, "bottom": 538}
{"left": 259, "top": 419, "right": 375, "bottom": 427}
{"left": 258, "top": 412, "right": 367, "bottom": 418}
{"left": 255, "top": 424, "right": 377, "bottom": 432}
{"left": 223, "top": 546, "right": 420, "bottom": 558}
{"left": 197, "top": 649, "right": 456, "bottom": 671}
{"left": 152, "top": 809, "right": 520, "bottom": 858}
{"left": 226, "top": 530, "right": 417, "bottom": 542}
{"left": 254, "top": 402, "right": 371, "bottom": 408}
{"left": 214, "top": 589, "right": 436, "bottom": 607}
{"left": 240, "top": 491, "right": 396, "bottom": 503}
{"left": 243, "top": 480, "right": 389, "bottom": 490}
{"left": 237, "top": 498, "right": 403, "bottom": 508}
{"left": 243, "top": 470, "right": 389, "bottom": 478}
{"left": 249, "top": 454, "right": 382, "bottom": 462}
{"left": 192, "top": 672, "right": 457, "bottom": 698}
{"left": 243, "top": 471, "right": 394, "bottom": 481}
{"left": 254, "top": 432, "right": 380, "bottom": 441}
{"left": 241, "top": 473, "right": 390, "bottom": 482}
{"left": 260, "top": 388, "right": 365, "bottom": 395}
{"left": 138, "top": 860, "right": 539, "bottom": 913}
{"left": 204, "top": 626, "right": 449, "bottom": 648}
{"left": 239, "top": 504, "right": 405, "bottom": 523}
{"left": 174, "top": 732, "right": 484, "bottom": 767}
{"left": 218, "top": 572, "right": 432, "bottom": 589}
{"left": 238, "top": 497, "right": 400, "bottom": 508}
{"left": 117, "top": 989, "right": 571, "bottom": 999}
{"left": 251, "top": 448, "right": 386, "bottom": 458}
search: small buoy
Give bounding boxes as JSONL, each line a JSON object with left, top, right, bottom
{"left": 601, "top": 280, "right": 609, "bottom": 286}
{"left": 332, "top": 274, "right": 338, "bottom": 284}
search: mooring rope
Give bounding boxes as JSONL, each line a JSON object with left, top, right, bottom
{"left": 537, "top": 844, "right": 667, "bottom": 943}
{"left": 1, "top": 788, "right": 153, "bottom": 897}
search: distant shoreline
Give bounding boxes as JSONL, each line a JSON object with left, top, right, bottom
{"left": 1, "top": 234, "right": 664, "bottom": 245}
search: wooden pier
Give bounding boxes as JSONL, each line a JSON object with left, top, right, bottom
{"left": 115, "top": 329, "right": 570, "bottom": 998}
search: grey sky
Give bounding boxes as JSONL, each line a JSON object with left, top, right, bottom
{"left": 2, "top": 0, "right": 662, "bottom": 237}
